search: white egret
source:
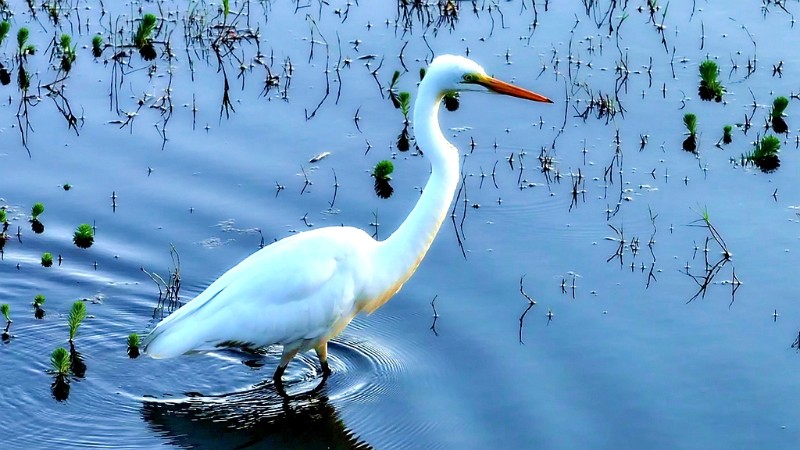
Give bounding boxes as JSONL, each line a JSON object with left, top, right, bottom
{"left": 143, "top": 54, "right": 552, "bottom": 382}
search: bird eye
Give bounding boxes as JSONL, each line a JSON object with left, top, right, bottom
{"left": 462, "top": 73, "right": 477, "bottom": 83}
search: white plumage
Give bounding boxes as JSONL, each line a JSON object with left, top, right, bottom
{"left": 143, "top": 55, "right": 552, "bottom": 382}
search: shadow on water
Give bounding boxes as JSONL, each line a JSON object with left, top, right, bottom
{"left": 141, "top": 378, "right": 371, "bottom": 450}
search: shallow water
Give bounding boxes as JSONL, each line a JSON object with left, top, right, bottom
{"left": 2, "top": 1, "right": 800, "bottom": 448}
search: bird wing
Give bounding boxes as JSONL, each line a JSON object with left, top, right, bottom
{"left": 144, "top": 227, "right": 375, "bottom": 358}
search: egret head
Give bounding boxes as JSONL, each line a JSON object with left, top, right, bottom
{"left": 425, "top": 54, "right": 553, "bottom": 103}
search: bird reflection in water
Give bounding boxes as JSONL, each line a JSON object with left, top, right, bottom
{"left": 141, "top": 377, "right": 371, "bottom": 449}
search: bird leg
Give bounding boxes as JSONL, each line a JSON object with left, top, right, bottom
{"left": 273, "top": 347, "right": 299, "bottom": 382}
{"left": 314, "top": 341, "right": 332, "bottom": 376}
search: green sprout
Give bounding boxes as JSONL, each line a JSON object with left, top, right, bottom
{"left": 698, "top": 60, "right": 724, "bottom": 102}
{"left": 59, "top": 34, "right": 76, "bottom": 73}
{"left": 398, "top": 91, "right": 411, "bottom": 120}
{"left": 16, "top": 27, "right": 35, "bottom": 58}
{"left": 31, "top": 202, "right": 44, "bottom": 219}
{"left": 1, "top": 303, "right": 9, "bottom": 322}
{"left": 722, "top": 125, "right": 733, "bottom": 145}
{"left": 134, "top": 13, "right": 158, "bottom": 60}
{"left": 372, "top": 160, "right": 395, "bottom": 199}
{"left": 682, "top": 113, "right": 698, "bottom": 152}
{"left": 372, "top": 160, "right": 394, "bottom": 181}
{"left": 222, "top": 0, "right": 230, "bottom": 19}
{"left": 0, "top": 208, "right": 6, "bottom": 223}
{"left": 744, "top": 135, "right": 781, "bottom": 172}
{"left": 0, "top": 21, "right": 9, "bottom": 46}
{"left": 127, "top": 333, "right": 140, "bottom": 347}
{"left": 41, "top": 252, "right": 54, "bottom": 267}
{"left": 73, "top": 223, "right": 94, "bottom": 249}
{"left": 91, "top": 35, "right": 104, "bottom": 58}
{"left": 50, "top": 347, "right": 71, "bottom": 376}
{"left": 68, "top": 301, "right": 86, "bottom": 341}
{"left": 771, "top": 96, "right": 789, "bottom": 133}
{"left": 33, "top": 294, "right": 46, "bottom": 319}
{"left": 127, "top": 333, "right": 141, "bottom": 358}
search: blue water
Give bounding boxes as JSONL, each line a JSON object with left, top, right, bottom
{"left": 1, "top": 1, "right": 799, "bottom": 448}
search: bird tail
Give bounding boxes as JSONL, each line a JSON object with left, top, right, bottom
{"left": 142, "top": 322, "right": 200, "bottom": 359}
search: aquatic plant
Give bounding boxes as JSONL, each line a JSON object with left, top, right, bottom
{"left": 771, "top": 96, "right": 789, "bottom": 134}
{"left": 16, "top": 27, "right": 35, "bottom": 58}
{"left": 33, "top": 294, "right": 46, "bottom": 319}
{"left": 134, "top": 13, "right": 158, "bottom": 60}
{"left": 0, "top": 208, "right": 6, "bottom": 224}
{"left": 744, "top": 135, "right": 781, "bottom": 173}
{"left": 372, "top": 160, "right": 394, "bottom": 181}
{"left": 222, "top": 0, "right": 230, "bottom": 19}
{"left": 398, "top": 91, "right": 411, "bottom": 121}
{"left": 50, "top": 347, "right": 70, "bottom": 376}
{"left": 73, "top": 223, "right": 94, "bottom": 249}
{"left": 722, "top": 125, "right": 733, "bottom": 145}
{"left": 698, "top": 60, "right": 724, "bottom": 102}
{"left": 68, "top": 301, "right": 86, "bottom": 341}
{"left": 1, "top": 303, "right": 10, "bottom": 340}
{"left": 127, "top": 333, "right": 140, "bottom": 358}
{"left": 682, "top": 113, "right": 698, "bottom": 152}
{"left": 0, "top": 21, "right": 9, "bottom": 46}
{"left": 58, "top": 34, "right": 76, "bottom": 73}
{"left": 91, "top": 35, "right": 104, "bottom": 58}
{"left": 373, "top": 160, "right": 395, "bottom": 199}
{"left": 41, "top": 252, "right": 54, "bottom": 267}
{"left": 31, "top": 202, "right": 44, "bottom": 219}
{"left": 389, "top": 70, "right": 403, "bottom": 109}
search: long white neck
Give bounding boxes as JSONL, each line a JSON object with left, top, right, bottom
{"left": 363, "top": 79, "right": 460, "bottom": 311}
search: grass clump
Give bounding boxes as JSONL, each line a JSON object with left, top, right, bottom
{"left": 73, "top": 223, "right": 94, "bottom": 249}
{"left": 68, "top": 301, "right": 86, "bottom": 341}
{"left": 0, "top": 21, "right": 10, "bottom": 46}
{"left": 744, "top": 135, "right": 781, "bottom": 172}
{"left": 91, "top": 35, "right": 104, "bottom": 58}
{"left": 33, "top": 294, "right": 46, "bottom": 319}
{"left": 682, "top": 113, "right": 698, "bottom": 152}
{"left": 698, "top": 60, "right": 724, "bottom": 102}
{"left": 58, "top": 34, "right": 77, "bottom": 73}
{"left": 127, "top": 333, "right": 141, "bottom": 358}
{"left": 134, "top": 13, "right": 158, "bottom": 60}
{"left": 771, "top": 96, "right": 789, "bottom": 133}
{"left": 50, "top": 347, "right": 71, "bottom": 376}
{"left": 722, "top": 125, "right": 733, "bottom": 145}
{"left": 31, "top": 202, "right": 44, "bottom": 219}
{"left": 372, "top": 160, "right": 395, "bottom": 199}
{"left": 1, "top": 303, "right": 9, "bottom": 322}
{"left": 41, "top": 252, "right": 54, "bottom": 267}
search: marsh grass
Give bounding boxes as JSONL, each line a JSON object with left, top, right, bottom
{"left": 682, "top": 113, "right": 698, "bottom": 152}
{"left": 771, "top": 96, "right": 789, "bottom": 133}
{"left": 698, "top": 60, "right": 724, "bottom": 102}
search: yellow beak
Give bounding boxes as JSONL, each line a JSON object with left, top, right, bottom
{"left": 477, "top": 75, "right": 553, "bottom": 103}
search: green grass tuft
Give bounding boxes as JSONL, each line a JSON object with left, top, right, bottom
{"left": 398, "top": 92, "right": 411, "bottom": 119}
{"left": 0, "top": 208, "right": 6, "bottom": 223}
{"left": 31, "top": 202, "right": 44, "bottom": 218}
{"left": 41, "top": 252, "right": 54, "bottom": 267}
{"left": 772, "top": 96, "right": 789, "bottom": 118}
{"left": 34, "top": 294, "right": 46, "bottom": 306}
{"left": 683, "top": 113, "right": 697, "bottom": 135}
{"left": 73, "top": 223, "right": 94, "bottom": 249}
{"left": 0, "top": 21, "right": 10, "bottom": 46}
{"left": 91, "top": 35, "right": 104, "bottom": 58}
{"left": 68, "top": 301, "right": 86, "bottom": 341}
{"left": 50, "top": 347, "right": 71, "bottom": 375}
{"left": 372, "top": 160, "right": 394, "bottom": 181}
{"left": 17, "top": 27, "right": 28, "bottom": 50}
{"left": 1, "top": 303, "right": 9, "bottom": 322}
{"left": 134, "top": 13, "right": 158, "bottom": 49}
{"left": 699, "top": 60, "right": 718, "bottom": 83}
{"left": 127, "top": 333, "right": 140, "bottom": 348}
